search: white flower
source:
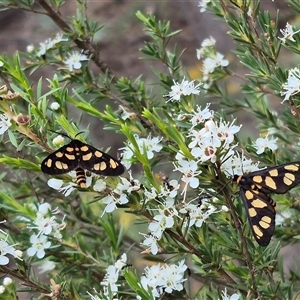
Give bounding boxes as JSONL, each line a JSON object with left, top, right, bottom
{"left": 119, "top": 105, "right": 136, "bottom": 120}
{"left": 27, "top": 234, "right": 51, "bottom": 259}
{"left": 101, "top": 265, "right": 120, "bottom": 297}
{"left": 188, "top": 104, "right": 214, "bottom": 129}
{"left": 198, "top": 0, "right": 211, "bottom": 13}
{"left": 174, "top": 155, "right": 201, "bottom": 200}
{"left": 140, "top": 233, "right": 159, "bottom": 255}
{"left": 196, "top": 37, "right": 216, "bottom": 59}
{"left": 203, "top": 52, "right": 229, "bottom": 75}
{"left": 93, "top": 178, "right": 106, "bottom": 192}
{"left": 139, "top": 260, "right": 187, "bottom": 298}
{"left": 3, "top": 277, "right": 12, "bottom": 286}
{"left": 148, "top": 198, "right": 178, "bottom": 238}
{"left": 37, "top": 39, "right": 53, "bottom": 56}
{"left": 27, "top": 44, "right": 34, "bottom": 53}
{"left": 279, "top": 22, "right": 300, "bottom": 43}
{"left": 64, "top": 51, "right": 88, "bottom": 71}
{"left": 47, "top": 178, "right": 77, "bottom": 196}
{"left": 120, "top": 135, "right": 163, "bottom": 168}
{"left": 179, "top": 200, "right": 218, "bottom": 228}
{"left": 0, "top": 286, "right": 4, "bottom": 294}
{"left": 0, "top": 240, "right": 19, "bottom": 265}
{"left": 114, "top": 253, "right": 127, "bottom": 271}
{"left": 52, "top": 135, "right": 65, "bottom": 147}
{"left": 167, "top": 77, "right": 201, "bottom": 102}
{"left": 220, "top": 288, "right": 239, "bottom": 300}
{"left": 50, "top": 102, "right": 60, "bottom": 110}
{"left": 36, "top": 33, "right": 67, "bottom": 57}
{"left": 280, "top": 67, "right": 300, "bottom": 102}
{"left": 0, "top": 113, "right": 12, "bottom": 135}
{"left": 52, "top": 33, "right": 68, "bottom": 44}
{"left": 221, "top": 151, "right": 260, "bottom": 177}
{"left": 101, "top": 193, "right": 129, "bottom": 216}
{"left": 253, "top": 135, "right": 278, "bottom": 154}
{"left": 87, "top": 291, "right": 101, "bottom": 300}
{"left": 14, "top": 250, "right": 23, "bottom": 259}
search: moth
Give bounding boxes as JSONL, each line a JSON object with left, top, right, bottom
{"left": 234, "top": 162, "right": 300, "bottom": 246}
{"left": 41, "top": 138, "right": 124, "bottom": 188}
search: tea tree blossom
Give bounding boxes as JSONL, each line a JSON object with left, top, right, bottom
{"left": 138, "top": 260, "right": 187, "bottom": 298}
{"left": 189, "top": 104, "right": 213, "bottom": 129}
{"left": 25, "top": 202, "right": 66, "bottom": 242}
{"left": 50, "top": 102, "right": 60, "bottom": 110}
{"left": 47, "top": 178, "right": 77, "bottom": 196}
{"left": 220, "top": 288, "right": 240, "bottom": 300}
{"left": 221, "top": 151, "right": 260, "bottom": 177}
{"left": 253, "top": 135, "right": 278, "bottom": 154}
{"left": 100, "top": 253, "right": 128, "bottom": 298}
{"left": 167, "top": 77, "right": 201, "bottom": 102}
{"left": 202, "top": 52, "right": 229, "bottom": 75}
{"left": 179, "top": 200, "right": 218, "bottom": 228}
{"left": 196, "top": 36, "right": 216, "bottom": 59}
{"left": 0, "top": 240, "right": 21, "bottom": 265}
{"left": 36, "top": 33, "right": 67, "bottom": 57}
{"left": 27, "top": 234, "right": 51, "bottom": 259}
{"left": 87, "top": 291, "right": 101, "bottom": 300}
{"left": 120, "top": 134, "right": 163, "bottom": 169}
{"left": 47, "top": 170, "right": 93, "bottom": 196}
{"left": 101, "top": 193, "right": 129, "bottom": 216}
{"left": 93, "top": 178, "right": 107, "bottom": 192}
{"left": 0, "top": 113, "right": 12, "bottom": 135}
{"left": 52, "top": 135, "right": 65, "bottom": 147}
{"left": 279, "top": 22, "right": 300, "bottom": 43}
{"left": 148, "top": 198, "right": 178, "bottom": 238}
{"left": 174, "top": 157, "right": 201, "bottom": 201}
{"left": 198, "top": 0, "right": 211, "bottom": 13}
{"left": 280, "top": 67, "right": 300, "bottom": 102}
{"left": 64, "top": 51, "right": 88, "bottom": 71}
{"left": 2, "top": 277, "right": 12, "bottom": 286}
{"left": 140, "top": 233, "right": 159, "bottom": 255}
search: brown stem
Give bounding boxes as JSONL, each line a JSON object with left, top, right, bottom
{"left": 0, "top": 265, "right": 50, "bottom": 294}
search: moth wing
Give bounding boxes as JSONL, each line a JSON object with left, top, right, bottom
{"left": 239, "top": 188, "right": 275, "bottom": 246}
{"left": 77, "top": 143, "right": 125, "bottom": 176}
{"left": 250, "top": 162, "right": 300, "bottom": 194}
{"left": 41, "top": 143, "right": 79, "bottom": 175}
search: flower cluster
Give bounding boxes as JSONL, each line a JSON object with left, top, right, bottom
{"left": 24, "top": 203, "right": 66, "bottom": 259}
{"left": 219, "top": 288, "right": 240, "bottom": 300}
{"left": 196, "top": 37, "right": 229, "bottom": 88}
{"left": 0, "top": 113, "right": 12, "bottom": 135}
{"left": 100, "top": 253, "right": 128, "bottom": 298}
{"left": 198, "top": 0, "right": 211, "bottom": 13}
{"left": 47, "top": 170, "right": 107, "bottom": 196}
{"left": 33, "top": 33, "right": 68, "bottom": 57}
{"left": 120, "top": 134, "right": 163, "bottom": 169}
{"left": 0, "top": 277, "right": 13, "bottom": 295}
{"left": 137, "top": 260, "right": 187, "bottom": 299}
{"left": 0, "top": 222, "right": 22, "bottom": 266}
{"left": 166, "top": 77, "right": 201, "bottom": 102}
{"left": 101, "top": 172, "right": 141, "bottom": 216}
{"left": 63, "top": 51, "right": 89, "bottom": 71}
{"left": 179, "top": 196, "right": 222, "bottom": 228}
{"left": 253, "top": 134, "right": 278, "bottom": 154}
{"left": 279, "top": 22, "right": 300, "bottom": 43}
{"left": 280, "top": 67, "right": 300, "bottom": 102}
{"left": 173, "top": 104, "right": 241, "bottom": 199}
